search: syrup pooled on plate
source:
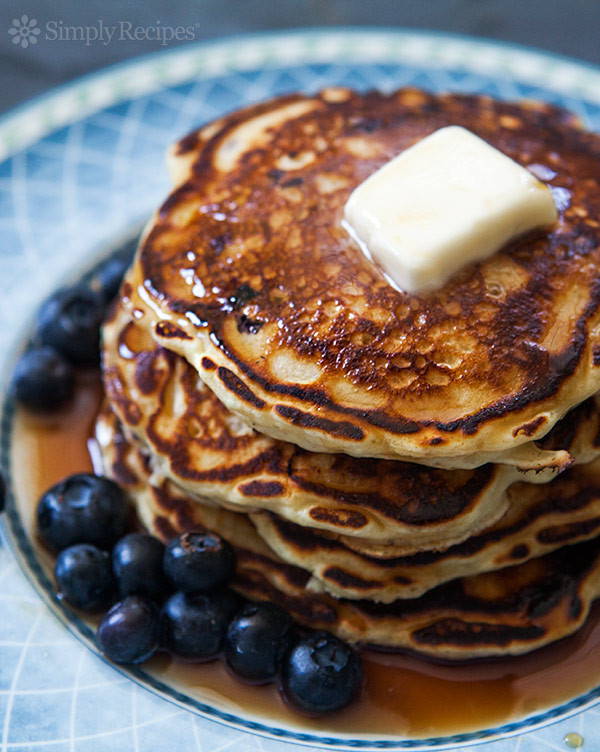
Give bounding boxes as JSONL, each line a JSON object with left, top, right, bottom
{"left": 10, "top": 370, "right": 600, "bottom": 739}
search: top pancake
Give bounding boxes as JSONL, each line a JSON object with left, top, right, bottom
{"left": 127, "top": 87, "right": 600, "bottom": 464}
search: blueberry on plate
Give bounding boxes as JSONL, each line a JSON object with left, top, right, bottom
{"left": 281, "top": 631, "right": 363, "bottom": 714}
{"left": 162, "top": 589, "right": 240, "bottom": 660}
{"left": 94, "top": 256, "right": 129, "bottom": 303}
{"left": 98, "top": 595, "right": 160, "bottom": 664}
{"left": 54, "top": 543, "right": 112, "bottom": 611}
{"left": 163, "top": 531, "right": 236, "bottom": 593}
{"left": 225, "top": 601, "right": 293, "bottom": 682}
{"left": 12, "top": 346, "right": 75, "bottom": 411}
{"left": 112, "top": 533, "right": 168, "bottom": 601}
{"left": 35, "top": 284, "right": 105, "bottom": 365}
{"left": 37, "top": 473, "right": 129, "bottom": 552}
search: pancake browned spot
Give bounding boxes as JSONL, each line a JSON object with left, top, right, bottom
{"left": 217, "top": 367, "right": 266, "bottom": 409}
{"left": 309, "top": 507, "right": 369, "bottom": 530}
{"left": 155, "top": 321, "right": 191, "bottom": 340}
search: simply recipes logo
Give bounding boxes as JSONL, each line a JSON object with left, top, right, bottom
{"left": 8, "top": 15, "right": 40, "bottom": 48}
{"left": 8, "top": 15, "right": 200, "bottom": 48}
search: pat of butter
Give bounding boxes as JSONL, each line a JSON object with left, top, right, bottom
{"left": 344, "top": 126, "right": 557, "bottom": 293}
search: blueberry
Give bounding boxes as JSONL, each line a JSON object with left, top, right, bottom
{"left": 35, "top": 285, "right": 104, "bottom": 365}
{"left": 112, "top": 533, "right": 168, "bottom": 601}
{"left": 163, "top": 531, "right": 236, "bottom": 593}
{"left": 225, "top": 602, "right": 294, "bottom": 683}
{"left": 281, "top": 632, "right": 363, "bottom": 714}
{"left": 12, "top": 346, "right": 75, "bottom": 411}
{"left": 97, "top": 595, "right": 160, "bottom": 664}
{"left": 95, "top": 257, "right": 129, "bottom": 303}
{"left": 162, "top": 589, "right": 240, "bottom": 660}
{"left": 54, "top": 544, "right": 112, "bottom": 611}
{"left": 37, "top": 473, "right": 129, "bottom": 552}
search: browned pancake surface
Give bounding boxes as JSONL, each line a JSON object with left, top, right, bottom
{"left": 253, "top": 457, "right": 600, "bottom": 601}
{"left": 129, "top": 87, "right": 600, "bottom": 462}
{"left": 102, "top": 303, "right": 600, "bottom": 553}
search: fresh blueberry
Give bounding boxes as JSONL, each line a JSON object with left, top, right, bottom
{"left": 281, "top": 632, "right": 363, "bottom": 714}
{"left": 35, "top": 285, "right": 104, "bottom": 365}
{"left": 54, "top": 544, "right": 112, "bottom": 611}
{"left": 37, "top": 473, "right": 129, "bottom": 552}
{"left": 162, "top": 589, "right": 241, "bottom": 660}
{"left": 97, "top": 595, "right": 160, "bottom": 664}
{"left": 112, "top": 533, "right": 168, "bottom": 601}
{"left": 163, "top": 531, "right": 236, "bottom": 593}
{"left": 95, "top": 257, "right": 129, "bottom": 303}
{"left": 225, "top": 602, "right": 294, "bottom": 683}
{"left": 12, "top": 346, "right": 75, "bottom": 411}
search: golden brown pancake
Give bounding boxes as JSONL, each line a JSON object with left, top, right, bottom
{"left": 101, "top": 303, "right": 600, "bottom": 554}
{"left": 252, "top": 458, "right": 600, "bottom": 602}
{"left": 123, "top": 87, "right": 600, "bottom": 467}
{"left": 96, "top": 384, "right": 600, "bottom": 602}
{"left": 96, "top": 407, "right": 600, "bottom": 660}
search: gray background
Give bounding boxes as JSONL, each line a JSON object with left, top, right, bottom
{"left": 0, "top": 0, "right": 598, "bottom": 115}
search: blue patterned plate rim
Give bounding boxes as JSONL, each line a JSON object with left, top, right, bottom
{"left": 2, "top": 27, "right": 600, "bottom": 161}
{"left": 2, "top": 27, "right": 600, "bottom": 750}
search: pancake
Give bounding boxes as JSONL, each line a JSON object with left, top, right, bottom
{"left": 123, "top": 87, "right": 600, "bottom": 467}
{"left": 252, "top": 458, "right": 600, "bottom": 602}
{"left": 101, "top": 303, "right": 600, "bottom": 554}
{"left": 96, "top": 407, "right": 600, "bottom": 660}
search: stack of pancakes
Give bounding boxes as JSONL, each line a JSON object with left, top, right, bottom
{"left": 97, "top": 87, "right": 600, "bottom": 661}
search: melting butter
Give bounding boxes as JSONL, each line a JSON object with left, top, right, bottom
{"left": 344, "top": 125, "right": 557, "bottom": 293}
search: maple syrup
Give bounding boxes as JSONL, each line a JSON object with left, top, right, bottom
{"left": 10, "top": 371, "right": 600, "bottom": 741}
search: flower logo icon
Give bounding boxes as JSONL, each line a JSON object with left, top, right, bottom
{"left": 8, "top": 15, "right": 41, "bottom": 49}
